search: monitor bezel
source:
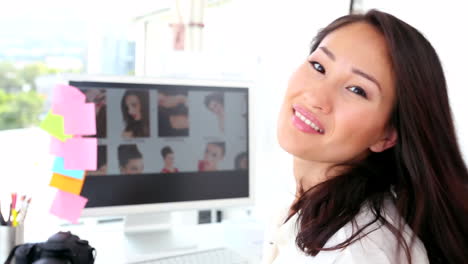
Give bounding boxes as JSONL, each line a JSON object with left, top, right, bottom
{"left": 59, "top": 74, "right": 255, "bottom": 217}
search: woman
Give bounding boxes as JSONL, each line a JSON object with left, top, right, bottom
{"left": 198, "top": 142, "right": 225, "bottom": 171}
{"left": 204, "top": 92, "right": 225, "bottom": 133}
{"left": 234, "top": 152, "right": 248, "bottom": 170}
{"left": 160, "top": 146, "right": 179, "bottom": 173}
{"left": 264, "top": 9, "right": 468, "bottom": 264}
{"left": 118, "top": 144, "right": 144, "bottom": 174}
{"left": 121, "top": 90, "right": 150, "bottom": 138}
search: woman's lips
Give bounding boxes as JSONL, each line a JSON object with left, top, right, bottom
{"left": 291, "top": 104, "right": 325, "bottom": 134}
{"left": 132, "top": 115, "right": 142, "bottom": 121}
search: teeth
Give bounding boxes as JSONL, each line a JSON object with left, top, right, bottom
{"left": 294, "top": 110, "right": 323, "bottom": 133}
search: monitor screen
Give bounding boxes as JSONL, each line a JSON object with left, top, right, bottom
{"left": 68, "top": 79, "right": 250, "bottom": 211}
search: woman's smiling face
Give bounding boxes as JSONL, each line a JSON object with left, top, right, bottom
{"left": 277, "top": 22, "right": 397, "bottom": 165}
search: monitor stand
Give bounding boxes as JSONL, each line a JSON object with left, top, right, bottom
{"left": 123, "top": 212, "right": 198, "bottom": 257}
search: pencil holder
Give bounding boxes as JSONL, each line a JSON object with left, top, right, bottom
{"left": 0, "top": 225, "right": 24, "bottom": 262}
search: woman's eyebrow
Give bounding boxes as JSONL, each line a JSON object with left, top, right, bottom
{"left": 351, "top": 68, "right": 382, "bottom": 92}
{"left": 319, "top": 46, "right": 382, "bottom": 92}
{"left": 319, "top": 46, "right": 335, "bottom": 61}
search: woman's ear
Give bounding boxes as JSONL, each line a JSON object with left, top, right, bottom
{"left": 370, "top": 127, "right": 398, "bottom": 153}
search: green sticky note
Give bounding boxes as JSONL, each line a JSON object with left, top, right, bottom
{"left": 40, "top": 111, "right": 72, "bottom": 142}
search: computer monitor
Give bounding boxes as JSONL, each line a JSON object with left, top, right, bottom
{"left": 64, "top": 76, "right": 253, "bottom": 255}
{"left": 65, "top": 75, "right": 253, "bottom": 215}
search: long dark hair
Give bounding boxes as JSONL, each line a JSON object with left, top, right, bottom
{"left": 290, "top": 9, "right": 468, "bottom": 264}
{"left": 121, "top": 90, "right": 150, "bottom": 137}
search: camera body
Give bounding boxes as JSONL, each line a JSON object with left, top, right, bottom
{"left": 9, "top": 231, "right": 95, "bottom": 264}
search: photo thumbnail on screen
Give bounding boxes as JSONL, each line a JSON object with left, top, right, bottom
{"left": 158, "top": 90, "right": 189, "bottom": 137}
{"left": 121, "top": 90, "right": 150, "bottom": 138}
{"left": 118, "top": 144, "right": 144, "bottom": 175}
{"left": 82, "top": 88, "right": 107, "bottom": 138}
{"left": 160, "top": 146, "right": 179, "bottom": 173}
{"left": 198, "top": 142, "right": 225, "bottom": 172}
{"left": 87, "top": 145, "right": 107, "bottom": 176}
{"left": 204, "top": 92, "right": 225, "bottom": 133}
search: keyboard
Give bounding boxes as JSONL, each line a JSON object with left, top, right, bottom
{"left": 132, "top": 247, "right": 250, "bottom": 264}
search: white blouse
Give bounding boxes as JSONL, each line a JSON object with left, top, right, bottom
{"left": 261, "top": 199, "right": 429, "bottom": 264}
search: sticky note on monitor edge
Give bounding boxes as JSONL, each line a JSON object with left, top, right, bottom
{"left": 49, "top": 172, "right": 85, "bottom": 195}
{"left": 50, "top": 136, "right": 66, "bottom": 156}
{"left": 63, "top": 137, "right": 97, "bottom": 171}
{"left": 52, "top": 157, "right": 85, "bottom": 180}
{"left": 63, "top": 102, "right": 96, "bottom": 135}
{"left": 49, "top": 189, "right": 88, "bottom": 224}
{"left": 40, "top": 111, "right": 72, "bottom": 142}
{"left": 52, "top": 84, "right": 86, "bottom": 106}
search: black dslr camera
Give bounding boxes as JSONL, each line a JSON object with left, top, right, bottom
{"left": 5, "top": 231, "right": 96, "bottom": 264}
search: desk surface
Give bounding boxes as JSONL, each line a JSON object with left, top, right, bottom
{"left": 24, "top": 219, "right": 263, "bottom": 263}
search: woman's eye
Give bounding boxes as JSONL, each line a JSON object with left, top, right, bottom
{"left": 347, "top": 86, "right": 367, "bottom": 98}
{"left": 309, "top": 61, "right": 325, "bottom": 74}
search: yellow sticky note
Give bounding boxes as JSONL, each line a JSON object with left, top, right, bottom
{"left": 49, "top": 173, "right": 85, "bottom": 195}
{"left": 40, "top": 110, "right": 72, "bottom": 142}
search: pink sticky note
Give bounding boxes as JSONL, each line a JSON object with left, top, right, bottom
{"left": 49, "top": 189, "right": 88, "bottom": 224}
{"left": 62, "top": 103, "right": 96, "bottom": 135}
{"left": 50, "top": 136, "right": 66, "bottom": 156}
{"left": 52, "top": 85, "right": 87, "bottom": 117}
{"left": 52, "top": 84, "right": 86, "bottom": 106}
{"left": 52, "top": 103, "right": 67, "bottom": 116}
{"left": 63, "top": 137, "right": 97, "bottom": 170}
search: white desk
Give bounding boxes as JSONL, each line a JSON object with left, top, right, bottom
{"left": 24, "top": 218, "right": 264, "bottom": 263}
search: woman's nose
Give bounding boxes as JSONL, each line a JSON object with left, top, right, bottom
{"left": 303, "top": 84, "right": 333, "bottom": 114}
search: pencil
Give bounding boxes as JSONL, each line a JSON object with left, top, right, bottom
{"left": 17, "top": 198, "right": 31, "bottom": 225}
{"left": 17, "top": 195, "right": 25, "bottom": 215}
{"left": 11, "top": 209, "right": 18, "bottom": 227}
{"left": 7, "top": 202, "right": 12, "bottom": 226}
{"left": 11, "top": 193, "right": 17, "bottom": 210}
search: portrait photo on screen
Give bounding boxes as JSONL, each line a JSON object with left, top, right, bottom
{"left": 188, "top": 91, "right": 224, "bottom": 139}
{"left": 82, "top": 88, "right": 107, "bottom": 138}
{"left": 121, "top": 90, "right": 150, "bottom": 138}
{"left": 87, "top": 145, "right": 107, "bottom": 176}
{"left": 234, "top": 151, "right": 248, "bottom": 170}
{"left": 204, "top": 92, "right": 225, "bottom": 133}
{"left": 198, "top": 141, "right": 225, "bottom": 172}
{"left": 158, "top": 90, "right": 189, "bottom": 137}
{"left": 118, "top": 144, "right": 144, "bottom": 174}
{"left": 224, "top": 92, "right": 247, "bottom": 139}
{"left": 160, "top": 145, "right": 179, "bottom": 173}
